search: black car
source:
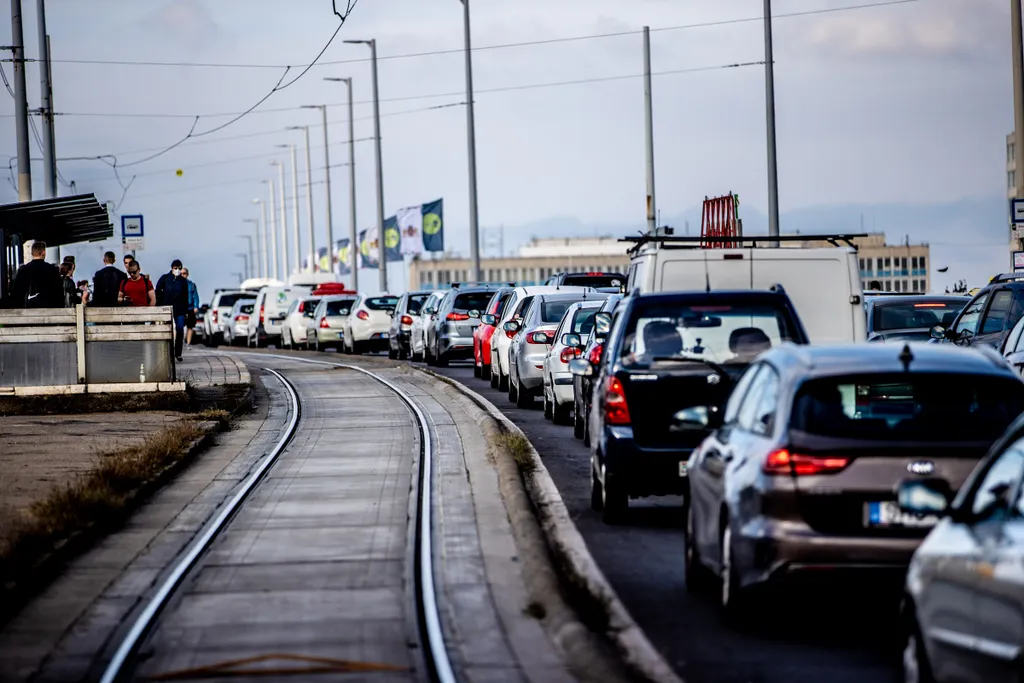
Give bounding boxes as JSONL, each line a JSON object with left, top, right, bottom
{"left": 932, "top": 273, "right": 1024, "bottom": 349}
{"left": 572, "top": 293, "right": 623, "bottom": 444}
{"left": 544, "top": 271, "right": 625, "bottom": 293}
{"left": 865, "top": 295, "right": 965, "bottom": 342}
{"left": 574, "top": 287, "right": 810, "bottom": 524}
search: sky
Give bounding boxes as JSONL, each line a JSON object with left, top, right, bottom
{"left": 0, "top": 0, "right": 1014, "bottom": 295}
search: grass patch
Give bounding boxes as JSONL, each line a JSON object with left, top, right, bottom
{"left": 495, "top": 431, "right": 535, "bottom": 473}
{"left": 194, "top": 408, "right": 232, "bottom": 428}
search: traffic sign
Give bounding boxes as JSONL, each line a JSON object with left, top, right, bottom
{"left": 123, "top": 237, "right": 145, "bottom": 251}
{"left": 121, "top": 214, "right": 144, "bottom": 238}
{"left": 1011, "top": 199, "right": 1024, "bottom": 224}
{"left": 1013, "top": 250, "right": 1024, "bottom": 270}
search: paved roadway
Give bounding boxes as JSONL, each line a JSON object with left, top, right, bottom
{"left": 424, "top": 360, "right": 904, "bottom": 683}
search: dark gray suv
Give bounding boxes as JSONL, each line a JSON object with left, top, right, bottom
{"left": 428, "top": 285, "right": 501, "bottom": 367}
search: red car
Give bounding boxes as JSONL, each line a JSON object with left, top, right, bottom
{"left": 474, "top": 287, "right": 516, "bottom": 380}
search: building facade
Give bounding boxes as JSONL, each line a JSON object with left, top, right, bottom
{"left": 794, "top": 233, "right": 931, "bottom": 293}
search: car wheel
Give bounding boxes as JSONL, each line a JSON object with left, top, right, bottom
{"left": 583, "top": 407, "right": 591, "bottom": 447}
{"left": 314, "top": 336, "right": 320, "bottom": 352}
{"left": 573, "top": 400, "right": 585, "bottom": 439}
{"left": 901, "top": 604, "right": 934, "bottom": 683}
{"left": 473, "top": 363, "right": 481, "bottom": 378}
{"left": 684, "top": 506, "right": 715, "bottom": 595}
{"left": 351, "top": 340, "right": 362, "bottom": 355}
{"left": 590, "top": 467, "right": 604, "bottom": 512}
{"left": 552, "top": 399, "right": 571, "bottom": 425}
{"left": 399, "top": 344, "right": 408, "bottom": 361}
{"left": 480, "top": 364, "right": 490, "bottom": 382}
{"left": 601, "top": 465, "right": 627, "bottom": 524}
{"left": 720, "top": 524, "right": 752, "bottom": 624}
{"left": 435, "top": 349, "right": 449, "bottom": 367}
{"left": 490, "top": 364, "right": 499, "bottom": 388}
{"left": 507, "top": 365, "right": 518, "bottom": 403}
{"left": 542, "top": 387, "right": 553, "bottom": 420}
{"left": 498, "top": 370, "right": 509, "bottom": 392}
{"left": 388, "top": 343, "right": 398, "bottom": 360}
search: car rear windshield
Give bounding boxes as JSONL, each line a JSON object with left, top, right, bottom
{"left": 874, "top": 301, "right": 964, "bottom": 331}
{"left": 326, "top": 299, "right": 356, "bottom": 316}
{"left": 407, "top": 293, "right": 430, "bottom": 315}
{"left": 571, "top": 309, "right": 598, "bottom": 334}
{"left": 453, "top": 291, "right": 494, "bottom": 312}
{"left": 541, "top": 299, "right": 583, "bottom": 324}
{"left": 621, "top": 301, "right": 800, "bottom": 366}
{"left": 365, "top": 297, "right": 399, "bottom": 311}
{"left": 562, "top": 274, "right": 624, "bottom": 289}
{"left": 238, "top": 304, "right": 254, "bottom": 314}
{"left": 791, "top": 374, "right": 1024, "bottom": 441}
{"left": 219, "top": 293, "right": 255, "bottom": 308}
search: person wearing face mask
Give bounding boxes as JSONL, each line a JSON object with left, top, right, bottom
{"left": 155, "top": 259, "right": 190, "bottom": 361}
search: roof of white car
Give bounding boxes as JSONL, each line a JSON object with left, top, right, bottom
{"left": 513, "top": 285, "right": 590, "bottom": 295}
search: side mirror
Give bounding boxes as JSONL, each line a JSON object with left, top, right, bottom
{"left": 569, "top": 358, "right": 593, "bottom": 377}
{"left": 594, "top": 312, "right": 612, "bottom": 336}
{"left": 669, "top": 406, "right": 711, "bottom": 433}
{"left": 481, "top": 313, "right": 496, "bottom": 326}
{"left": 562, "top": 333, "right": 582, "bottom": 348}
{"left": 503, "top": 321, "right": 521, "bottom": 333}
{"left": 468, "top": 309, "right": 481, "bottom": 319}
{"left": 896, "top": 479, "right": 953, "bottom": 519}
{"left": 929, "top": 323, "right": 947, "bottom": 340}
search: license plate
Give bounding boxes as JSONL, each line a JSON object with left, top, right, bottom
{"left": 374, "top": 332, "right": 389, "bottom": 339}
{"left": 679, "top": 460, "right": 688, "bottom": 477}
{"left": 865, "top": 501, "right": 938, "bottom": 528}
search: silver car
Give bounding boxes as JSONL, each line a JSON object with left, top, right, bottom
{"left": 506, "top": 291, "right": 610, "bottom": 408}
{"left": 389, "top": 291, "right": 432, "bottom": 360}
{"left": 223, "top": 301, "right": 255, "bottom": 346}
{"left": 411, "top": 290, "right": 449, "bottom": 362}
{"left": 308, "top": 295, "right": 357, "bottom": 352}
{"left": 204, "top": 290, "right": 256, "bottom": 347}
{"left": 427, "top": 285, "right": 500, "bottom": 368}
{"left": 542, "top": 300, "right": 604, "bottom": 424}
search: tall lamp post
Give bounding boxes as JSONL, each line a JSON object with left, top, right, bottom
{"left": 301, "top": 105, "right": 335, "bottom": 279}
{"left": 287, "top": 125, "right": 317, "bottom": 272}
{"left": 253, "top": 198, "right": 270, "bottom": 280}
{"left": 238, "top": 231, "right": 256, "bottom": 280}
{"left": 264, "top": 180, "right": 279, "bottom": 281}
{"left": 344, "top": 39, "right": 387, "bottom": 293}
{"left": 235, "top": 253, "right": 249, "bottom": 280}
{"left": 763, "top": 0, "right": 780, "bottom": 241}
{"left": 276, "top": 143, "right": 301, "bottom": 275}
{"left": 324, "top": 77, "right": 359, "bottom": 290}
{"left": 271, "top": 160, "right": 289, "bottom": 279}
{"left": 457, "top": 0, "right": 481, "bottom": 281}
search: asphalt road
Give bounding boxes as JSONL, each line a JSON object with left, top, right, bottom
{"left": 427, "top": 359, "right": 904, "bottom": 683}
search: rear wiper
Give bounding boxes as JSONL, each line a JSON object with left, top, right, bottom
{"left": 648, "top": 354, "right": 729, "bottom": 378}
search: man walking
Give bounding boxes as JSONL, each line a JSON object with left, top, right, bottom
{"left": 10, "top": 241, "right": 63, "bottom": 308}
{"left": 92, "top": 251, "right": 127, "bottom": 307}
{"left": 118, "top": 260, "right": 155, "bottom": 307}
{"left": 181, "top": 266, "right": 201, "bottom": 349}
{"left": 155, "top": 259, "right": 189, "bottom": 362}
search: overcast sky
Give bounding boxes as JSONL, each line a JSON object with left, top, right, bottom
{"left": 0, "top": 0, "right": 1012, "bottom": 294}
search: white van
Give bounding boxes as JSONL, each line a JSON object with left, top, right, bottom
{"left": 624, "top": 234, "right": 866, "bottom": 345}
{"left": 248, "top": 285, "right": 312, "bottom": 347}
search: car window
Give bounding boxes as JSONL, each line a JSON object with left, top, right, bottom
{"left": 954, "top": 292, "right": 989, "bottom": 338}
{"left": 326, "top": 299, "right": 356, "bottom": 316}
{"left": 218, "top": 293, "right": 256, "bottom": 308}
{"left": 750, "top": 367, "right": 781, "bottom": 437}
{"left": 572, "top": 309, "right": 598, "bottom": 335}
{"left": 970, "top": 439, "right": 1024, "bottom": 524}
{"left": 561, "top": 274, "right": 624, "bottom": 289}
{"left": 238, "top": 303, "right": 254, "bottom": 315}
{"left": 737, "top": 365, "right": 773, "bottom": 432}
{"left": 541, "top": 299, "right": 580, "bottom": 324}
{"left": 407, "top": 293, "right": 430, "bottom": 315}
{"left": 980, "top": 289, "right": 1013, "bottom": 335}
{"left": 873, "top": 301, "right": 965, "bottom": 332}
{"left": 453, "top": 291, "right": 495, "bottom": 312}
{"left": 513, "top": 296, "right": 534, "bottom": 320}
{"left": 302, "top": 299, "right": 320, "bottom": 318}
{"left": 724, "top": 365, "right": 763, "bottom": 426}
{"left": 366, "top": 297, "right": 399, "bottom": 312}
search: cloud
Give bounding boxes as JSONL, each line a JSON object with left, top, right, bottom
{"left": 139, "top": 0, "right": 222, "bottom": 51}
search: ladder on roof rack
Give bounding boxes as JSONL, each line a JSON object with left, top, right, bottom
{"left": 701, "top": 193, "right": 741, "bottom": 248}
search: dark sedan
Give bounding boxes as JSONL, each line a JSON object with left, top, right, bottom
{"left": 865, "top": 295, "right": 965, "bottom": 342}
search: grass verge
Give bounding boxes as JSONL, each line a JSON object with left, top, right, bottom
{"left": 494, "top": 431, "right": 535, "bottom": 473}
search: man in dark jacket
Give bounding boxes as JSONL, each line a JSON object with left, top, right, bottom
{"left": 156, "top": 259, "right": 190, "bottom": 361}
{"left": 92, "top": 251, "right": 127, "bottom": 306}
{"left": 11, "top": 241, "right": 63, "bottom": 308}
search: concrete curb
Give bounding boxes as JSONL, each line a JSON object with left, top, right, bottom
{"left": 417, "top": 368, "right": 684, "bottom": 683}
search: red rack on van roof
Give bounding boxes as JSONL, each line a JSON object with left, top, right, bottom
{"left": 312, "top": 282, "right": 357, "bottom": 296}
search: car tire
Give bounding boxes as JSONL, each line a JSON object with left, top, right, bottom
{"left": 902, "top": 604, "right": 935, "bottom": 683}
{"left": 435, "top": 348, "right": 449, "bottom": 367}
{"left": 480, "top": 364, "right": 490, "bottom": 382}
{"left": 590, "top": 467, "right": 604, "bottom": 512}
{"left": 542, "top": 387, "right": 553, "bottom": 420}
{"left": 351, "top": 340, "right": 361, "bottom": 355}
{"left": 388, "top": 344, "right": 398, "bottom": 360}
{"left": 720, "top": 524, "right": 752, "bottom": 625}
{"left": 601, "top": 467, "right": 627, "bottom": 524}
{"left": 399, "top": 345, "right": 408, "bottom": 361}
{"left": 498, "top": 370, "right": 509, "bottom": 392}
{"left": 507, "top": 369, "right": 518, "bottom": 403}
{"left": 552, "top": 399, "right": 571, "bottom": 425}
{"left": 684, "top": 506, "right": 715, "bottom": 595}
{"left": 583, "top": 408, "right": 591, "bottom": 447}
{"left": 490, "top": 365, "right": 499, "bottom": 388}
{"left": 473, "top": 363, "right": 481, "bottom": 378}
{"left": 573, "top": 401, "right": 585, "bottom": 439}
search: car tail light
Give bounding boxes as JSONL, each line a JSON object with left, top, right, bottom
{"left": 447, "top": 312, "right": 470, "bottom": 321}
{"left": 320, "top": 317, "right": 330, "bottom": 329}
{"left": 356, "top": 310, "right": 369, "bottom": 320}
{"left": 588, "top": 343, "right": 603, "bottom": 365}
{"left": 298, "top": 301, "right": 305, "bottom": 313}
{"left": 560, "top": 346, "right": 582, "bottom": 363}
{"left": 763, "top": 449, "right": 850, "bottom": 476}
{"left": 527, "top": 330, "right": 553, "bottom": 344}
{"left": 604, "top": 377, "right": 631, "bottom": 425}
{"left": 401, "top": 315, "right": 414, "bottom": 326}
{"left": 236, "top": 314, "right": 249, "bottom": 322}
{"left": 259, "top": 304, "right": 265, "bottom": 324}
{"left": 212, "top": 310, "right": 219, "bottom": 324}
{"left": 505, "top": 327, "right": 518, "bottom": 339}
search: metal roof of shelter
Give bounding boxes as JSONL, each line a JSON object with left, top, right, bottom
{"left": 0, "top": 194, "right": 112, "bottom": 247}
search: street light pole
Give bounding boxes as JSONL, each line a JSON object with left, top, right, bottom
{"left": 240, "top": 225, "right": 257, "bottom": 280}
{"left": 288, "top": 126, "right": 317, "bottom": 272}
{"left": 236, "top": 253, "right": 249, "bottom": 280}
{"left": 302, "top": 105, "right": 335, "bottom": 279}
{"left": 266, "top": 179, "right": 279, "bottom": 281}
{"left": 272, "top": 160, "right": 289, "bottom": 280}
{"left": 764, "top": 0, "right": 780, "bottom": 240}
{"left": 279, "top": 144, "right": 301, "bottom": 275}
{"left": 239, "top": 234, "right": 254, "bottom": 280}
{"left": 36, "top": 0, "right": 56, "bottom": 201}
{"left": 254, "top": 200, "right": 268, "bottom": 279}
{"left": 345, "top": 39, "right": 387, "bottom": 293}
{"left": 642, "top": 26, "right": 657, "bottom": 235}
{"left": 323, "top": 78, "right": 359, "bottom": 290}
{"left": 10, "top": 0, "right": 31, "bottom": 204}
{"left": 460, "top": 0, "right": 482, "bottom": 281}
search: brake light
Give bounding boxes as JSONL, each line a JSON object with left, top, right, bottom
{"left": 447, "top": 312, "right": 470, "bottom": 321}
{"left": 320, "top": 317, "right": 330, "bottom": 329}
{"left": 236, "top": 314, "right": 249, "bottom": 322}
{"left": 560, "top": 346, "right": 582, "bottom": 363}
{"left": 212, "top": 310, "right": 219, "bottom": 324}
{"left": 763, "top": 449, "right": 850, "bottom": 476}
{"left": 298, "top": 301, "right": 305, "bottom": 313}
{"left": 259, "top": 304, "right": 265, "bottom": 324}
{"left": 401, "top": 315, "right": 414, "bottom": 326}
{"left": 604, "top": 377, "right": 631, "bottom": 425}
{"left": 913, "top": 303, "right": 946, "bottom": 308}
{"left": 505, "top": 327, "right": 518, "bottom": 339}
{"left": 356, "top": 310, "right": 369, "bottom": 320}
{"left": 588, "top": 343, "right": 603, "bottom": 365}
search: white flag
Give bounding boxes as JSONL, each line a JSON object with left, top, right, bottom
{"left": 397, "top": 205, "right": 424, "bottom": 256}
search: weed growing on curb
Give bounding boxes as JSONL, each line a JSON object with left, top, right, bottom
{"left": 495, "top": 432, "right": 535, "bottom": 473}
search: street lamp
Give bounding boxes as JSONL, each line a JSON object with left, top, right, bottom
{"left": 253, "top": 198, "right": 270, "bottom": 280}
{"left": 344, "top": 38, "right": 387, "bottom": 293}
{"left": 764, "top": 0, "right": 779, "bottom": 240}
{"left": 276, "top": 143, "right": 301, "bottom": 275}
{"left": 263, "top": 179, "right": 279, "bottom": 281}
{"left": 324, "top": 77, "right": 359, "bottom": 290}
{"left": 301, "top": 105, "right": 335, "bottom": 279}
{"left": 286, "top": 125, "right": 317, "bottom": 272}
{"left": 270, "top": 160, "right": 289, "bottom": 279}
{"left": 235, "top": 253, "right": 249, "bottom": 280}
{"left": 239, "top": 229, "right": 256, "bottom": 280}
{"left": 457, "top": 0, "right": 481, "bottom": 281}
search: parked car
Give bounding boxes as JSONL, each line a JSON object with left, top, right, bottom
{"left": 410, "top": 290, "right": 449, "bottom": 362}
{"left": 426, "top": 285, "right": 501, "bottom": 367}
{"left": 343, "top": 294, "right": 399, "bottom": 354}
{"left": 542, "top": 300, "right": 605, "bottom": 424}
{"left": 474, "top": 287, "right": 516, "bottom": 379}
{"left": 309, "top": 295, "right": 357, "bottom": 352}
{"left": 865, "top": 295, "right": 965, "bottom": 342}
{"left": 543, "top": 271, "right": 626, "bottom": 293}
{"left": 223, "top": 301, "right": 254, "bottom": 346}
{"left": 684, "top": 342, "right": 1024, "bottom": 623}
{"left": 577, "top": 288, "right": 810, "bottom": 524}
{"left": 931, "top": 273, "right": 1024, "bottom": 349}
{"left": 204, "top": 290, "right": 257, "bottom": 347}
{"left": 388, "top": 291, "right": 432, "bottom": 360}
{"left": 282, "top": 296, "right": 322, "bottom": 349}
{"left": 248, "top": 285, "right": 311, "bottom": 347}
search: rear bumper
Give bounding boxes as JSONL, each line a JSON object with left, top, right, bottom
{"left": 439, "top": 334, "right": 474, "bottom": 359}
{"left": 600, "top": 426, "right": 689, "bottom": 497}
{"left": 551, "top": 372, "right": 574, "bottom": 404}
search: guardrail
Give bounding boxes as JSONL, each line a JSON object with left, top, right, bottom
{"left": 0, "top": 306, "right": 183, "bottom": 396}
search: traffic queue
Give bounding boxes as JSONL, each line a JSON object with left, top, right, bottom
{"left": 215, "top": 233, "right": 1024, "bottom": 682}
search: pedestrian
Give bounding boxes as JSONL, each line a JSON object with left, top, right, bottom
{"left": 59, "top": 262, "right": 80, "bottom": 308}
{"left": 155, "top": 259, "right": 189, "bottom": 362}
{"left": 123, "top": 253, "right": 134, "bottom": 272}
{"left": 10, "top": 241, "right": 63, "bottom": 308}
{"left": 77, "top": 280, "right": 91, "bottom": 306}
{"left": 92, "top": 251, "right": 127, "bottom": 307}
{"left": 118, "top": 260, "right": 155, "bottom": 307}
{"left": 181, "top": 266, "right": 201, "bottom": 349}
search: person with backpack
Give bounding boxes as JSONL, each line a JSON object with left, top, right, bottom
{"left": 118, "top": 261, "right": 155, "bottom": 307}
{"left": 92, "top": 251, "right": 127, "bottom": 307}
{"left": 10, "top": 241, "right": 63, "bottom": 308}
{"left": 155, "top": 259, "right": 189, "bottom": 361}
{"left": 59, "top": 262, "right": 80, "bottom": 308}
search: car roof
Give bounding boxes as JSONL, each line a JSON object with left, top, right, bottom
{"left": 763, "top": 342, "right": 1015, "bottom": 380}
{"left": 868, "top": 295, "right": 966, "bottom": 306}
{"left": 514, "top": 285, "right": 589, "bottom": 295}
{"left": 450, "top": 286, "right": 500, "bottom": 294}
{"left": 627, "top": 290, "right": 794, "bottom": 305}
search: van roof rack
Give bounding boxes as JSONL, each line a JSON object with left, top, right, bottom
{"left": 989, "top": 272, "right": 1024, "bottom": 284}
{"left": 620, "top": 232, "right": 868, "bottom": 254}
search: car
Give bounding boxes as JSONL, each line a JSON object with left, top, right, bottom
{"left": 248, "top": 285, "right": 311, "bottom": 348}
{"left": 543, "top": 271, "right": 626, "bottom": 293}
{"left": 900, "top": 411, "right": 1024, "bottom": 683}
{"left": 223, "top": 301, "right": 254, "bottom": 346}
{"left": 864, "top": 295, "right": 966, "bottom": 342}
{"left": 489, "top": 286, "right": 590, "bottom": 391}
{"left": 427, "top": 284, "right": 501, "bottom": 367}
{"left": 204, "top": 290, "right": 257, "bottom": 347}
{"left": 684, "top": 342, "right": 1024, "bottom": 623}
{"left": 474, "top": 287, "right": 516, "bottom": 380}
{"left": 572, "top": 294, "right": 623, "bottom": 444}
{"left": 388, "top": 291, "right": 432, "bottom": 360}
{"left": 309, "top": 295, "right": 357, "bottom": 352}
{"left": 542, "top": 300, "right": 605, "bottom": 424}
{"left": 281, "top": 296, "right": 322, "bottom": 349}
{"left": 577, "top": 288, "right": 810, "bottom": 525}
{"left": 931, "top": 273, "right": 1024, "bottom": 349}
{"left": 343, "top": 294, "right": 399, "bottom": 354}
{"left": 410, "top": 290, "right": 449, "bottom": 362}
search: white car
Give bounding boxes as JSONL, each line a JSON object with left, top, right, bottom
{"left": 489, "top": 286, "right": 589, "bottom": 391}
{"left": 204, "top": 290, "right": 256, "bottom": 347}
{"left": 282, "top": 295, "right": 322, "bottom": 349}
{"left": 343, "top": 294, "right": 400, "bottom": 354}
{"left": 542, "top": 300, "right": 604, "bottom": 424}
{"left": 248, "top": 285, "right": 311, "bottom": 347}
{"left": 223, "top": 300, "right": 255, "bottom": 346}
{"left": 409, "top": 290, "right": 448, "bottom": 361}
{"left": 309, "top": 295, "right": 357, "bottom": 352}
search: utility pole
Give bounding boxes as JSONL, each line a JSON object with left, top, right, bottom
{"left": 266, "top": 179, "right": 279, "bottom": 281}
{"left": 345, "top": 80, "right": 358, "bottom": 290}
{"left": 303, "top": 105, "right": 335, "bottom": 279}
{"left": 36, "top": 0, "right": 56, "bottom": 200}
{"left": 764, "top": 0, "right": 780, "bottom": 240}
{"left": 239, "top": 233, "right": 255, "bottom": 281}
{"left": 236, "top": 253, "right": 249, "bottom": 280}
{"left": 273, "top": 160, "right": 288, "bottom": 280}
{"left": 10, "top": 0, "right": 31, "bottom": 204}
{"left": 460, "top": 0, "right": 482, "bottom": 281}
{"left": 288, "top": 126, "right": 317, "bottom": 272}
{"left": 253, "top": 199, "right": 269, "bottom": 279}
{"left": 642, "top": 27, "right": 656, "bottom": 235}
{"left": 288, "top": 144, "right": 301, "bottom": 274}
{"left": 1013, "top": 0, "right": 1024, "bottom": 251}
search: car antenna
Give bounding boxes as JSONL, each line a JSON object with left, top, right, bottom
{"left": 899, "top": 343, "right": 913, "bottom": 372}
